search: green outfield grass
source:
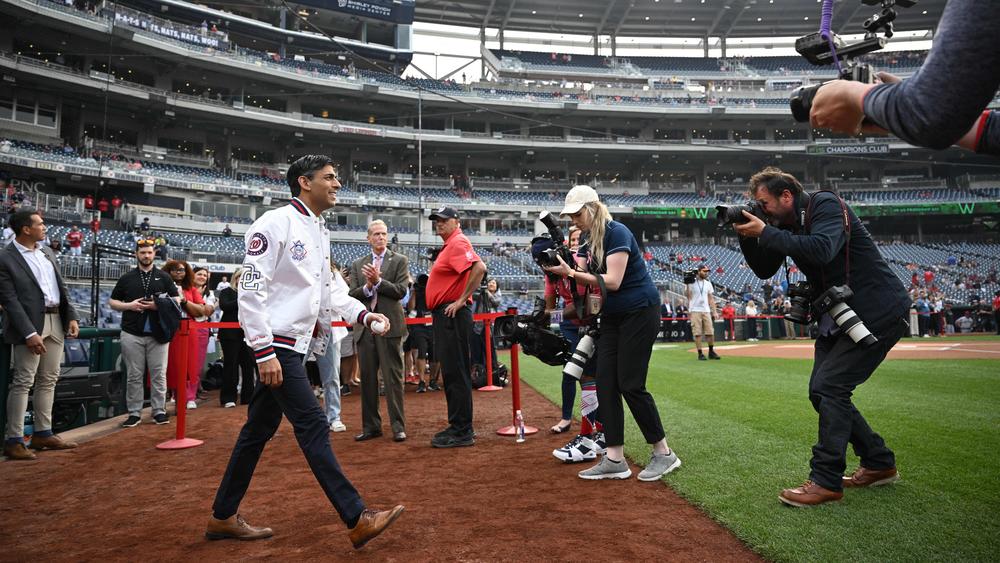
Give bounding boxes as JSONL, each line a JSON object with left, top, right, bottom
{"left": 518, "top": 337, "right": 1000, "bottom": 563}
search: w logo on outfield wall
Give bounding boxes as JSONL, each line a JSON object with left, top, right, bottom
{"left": 957, "top": 203, "right": 976, "bottom": 214}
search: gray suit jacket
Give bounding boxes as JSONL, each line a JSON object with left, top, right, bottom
{"left": 0, "top": 242, "right": 78, "bottom": 344}
{"left": 348, "top": 249, "right": 409, "bottom": 340}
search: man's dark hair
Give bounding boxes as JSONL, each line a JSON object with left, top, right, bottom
{"left": 286, "top": 155, "right": 335, "bottom": 197}
{"left": 10, "top": 209, "right": 40, "bottom": 237}
{"left": 749, "top": 166, "right": 803, "bottom": 199}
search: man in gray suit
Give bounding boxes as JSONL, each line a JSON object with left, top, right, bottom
{"left": 348, "top": 220, "right": 410, "bottom": 442}
{"left": 0, "top": 210, "right": 79, "bottom": 460}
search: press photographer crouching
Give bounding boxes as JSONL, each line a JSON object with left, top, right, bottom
{"left": 729, "top": 167, "right": 911, "bottom": 507}
{"left": 529, "top": 221, "right": 607, "bottom": 464}
{"left": 544, "top": 185, "right": 680, "bottom": 482}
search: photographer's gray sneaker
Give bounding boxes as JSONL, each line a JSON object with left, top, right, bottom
{"left": 637, "top": 451, "right": 682, "bottom": 481}
{"left": 578, "top": 456, "right": 632, "bottom": 480}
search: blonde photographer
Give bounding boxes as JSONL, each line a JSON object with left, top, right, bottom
{"left": 545, "top": 185, "right": 679, "bottom": 482}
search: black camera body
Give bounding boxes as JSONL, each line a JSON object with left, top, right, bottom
{"left": 790, "top": 62, "right": 879, "bottom": 122}
{"left": 683, "top": 268, "right": 700, "bottom": 285}
{"left": 785, "top": 281, "right": 814, "bottom": 324}
{"left": 784, "top": 282, "right": 878, "bottom": 346}
{"left": 716, "top": 200, "right": 768, "bottom": 228}
{"left": 788, "top": 0, "right": 916, "bottom": 122}
{"left": 535, "top": 211, "right": 576, "bottom": 270}
{"left": 493, "top": 298, "right": 570, "bottom": 367}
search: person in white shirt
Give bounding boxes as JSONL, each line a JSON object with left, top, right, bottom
{"left": 0, "top": 210, "right": 80, "bottom": 460}
{"left": 745, "top": 300, "right": 759, "bottom": 342}
{"left": 685, "top": 265, "right": 720, "bottom": 360}
{"left": 318, "top": 266, "right": 351, "bottom": 432}
{"left": 207, "top": 155, "right": 403, "bottom": 549}
{"left": 2, "top": 224, "right": 15, "bottom": 248}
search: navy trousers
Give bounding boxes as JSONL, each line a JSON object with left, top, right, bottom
{"left": 808, "top": 317, "right": 906, "bottom": 491}
{"left": 212, "top": 347, "right": 365, "bottom": 526}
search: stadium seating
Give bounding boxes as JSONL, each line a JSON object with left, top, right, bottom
{"left": 490, "top": 50, "right": 929, "bottom": 77}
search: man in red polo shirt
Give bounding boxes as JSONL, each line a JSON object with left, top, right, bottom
{"left": 425, "top": 207, "right": 486, "bottom": 448}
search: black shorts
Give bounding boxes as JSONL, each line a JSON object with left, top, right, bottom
{"left": 407, "top": 326, "right": 432, "bottom": 359}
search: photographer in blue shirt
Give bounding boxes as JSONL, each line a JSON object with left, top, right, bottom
{"left": 545, "top": 185, "right": 680, "bottom": 482}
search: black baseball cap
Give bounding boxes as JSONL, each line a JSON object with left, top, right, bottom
{"left": 429, "top": 207, "right": 460, "bottom": 221}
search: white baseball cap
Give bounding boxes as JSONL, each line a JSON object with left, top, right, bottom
{"left": 559, "top": 185, "right": 600, "bottom": 216}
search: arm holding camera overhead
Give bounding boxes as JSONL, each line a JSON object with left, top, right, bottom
{"left": 805, "top": 0, "right": 1000, "bottom": 154}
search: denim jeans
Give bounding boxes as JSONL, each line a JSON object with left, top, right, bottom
{"left": 318, "top": 332, "right": 343, "bottom": 424}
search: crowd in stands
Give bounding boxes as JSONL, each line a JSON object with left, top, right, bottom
{"left": 14, "top": 0, "right": 940, "bottom": 114}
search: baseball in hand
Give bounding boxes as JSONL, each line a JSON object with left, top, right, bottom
{"left": 370, "top": 319, "right": 387, "bottom": 334}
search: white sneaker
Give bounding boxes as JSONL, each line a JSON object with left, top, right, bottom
{"left": 552, "top": 434, "right": 600, "bottom": 463}
{"left": 330, "top": 420, "right": 347, "bottom": 432}
{"left": 186, "top": 400, "right": 197, "bottom": 410}
{"left": 223, "top": 402, "right": 236, "bottom": 408}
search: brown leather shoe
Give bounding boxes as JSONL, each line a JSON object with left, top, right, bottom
{"left": 3, "top": 442, "right": 37, "bottom": 460}
{"left": 205, "top": 514, "right": 274, "bottom": 541}
{"left": 779, "top": 480, "right": 843, "bottom": 507}
{"left": 28, "top": 434, "right": 78, "bottom": 451}
{"left": 843, "top": 466, "right": 900, "bottom": 488}
{"left": 348, "top": 505, "right": 404, "bottom": 549}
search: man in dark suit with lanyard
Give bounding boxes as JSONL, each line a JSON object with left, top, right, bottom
{"left": 0, "top": 210, "right": 79, "bottom": 460}
{"left": 348, "top": 219, "right": 410, "bottom": 443}
{"left": 735, "top": 167, "right": 910, "bottom": 507}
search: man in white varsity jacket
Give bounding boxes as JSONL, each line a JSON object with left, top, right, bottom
{"left": 206, "top": 155, "right": 404, "bottom": 550}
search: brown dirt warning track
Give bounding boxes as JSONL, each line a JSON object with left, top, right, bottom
{"left": 0, "top": 377, "right": 760, "bottom": 562}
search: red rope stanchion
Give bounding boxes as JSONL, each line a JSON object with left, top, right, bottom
{"left": 497, "top": 341, "right": 538, "bottom": 438}
{"left": 157, "top": 318, "right": 204, "bottom": 450}
{"left": 476, "top": 318, "right": 502, "bottom": 392}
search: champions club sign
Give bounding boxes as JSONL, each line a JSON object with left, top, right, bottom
{"left": 295, "top": 0, "right": 415, "bottom": 24}
{"left": 113, "top": 10, "right": 231, "bottom": 50}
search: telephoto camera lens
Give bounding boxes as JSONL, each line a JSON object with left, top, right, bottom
{"left": 828, "top": 302, "right": 878, "bottom": 347}
{"left": 562, "top": 334, "right": 596, "bottom": 380}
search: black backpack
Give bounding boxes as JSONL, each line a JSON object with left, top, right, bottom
{"left": 201, "top": 359, "right": 224, "bottom": 390}
{"left": 471, "top": 362, "right": 508, "bottom": 389}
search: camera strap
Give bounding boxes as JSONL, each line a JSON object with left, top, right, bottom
{"left": 804, "top": 190, "right": 852, "bottom": 287}
{"left": 571, "top": 242, "right": 608, "bottom": 318}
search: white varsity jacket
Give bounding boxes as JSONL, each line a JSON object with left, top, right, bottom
{"left": 238, "top": 197, "right": 369, "bottom": 363}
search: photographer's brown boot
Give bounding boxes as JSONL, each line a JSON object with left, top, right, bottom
{"left": 779, "top": 480, "right": 843, "bottom": 507}
{"left": 843, "top": 466, "right": 899, "bottom": 488}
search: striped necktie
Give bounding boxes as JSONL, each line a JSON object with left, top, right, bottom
{"left": 370, "top": 254, "right": 382, "bottom": 310}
